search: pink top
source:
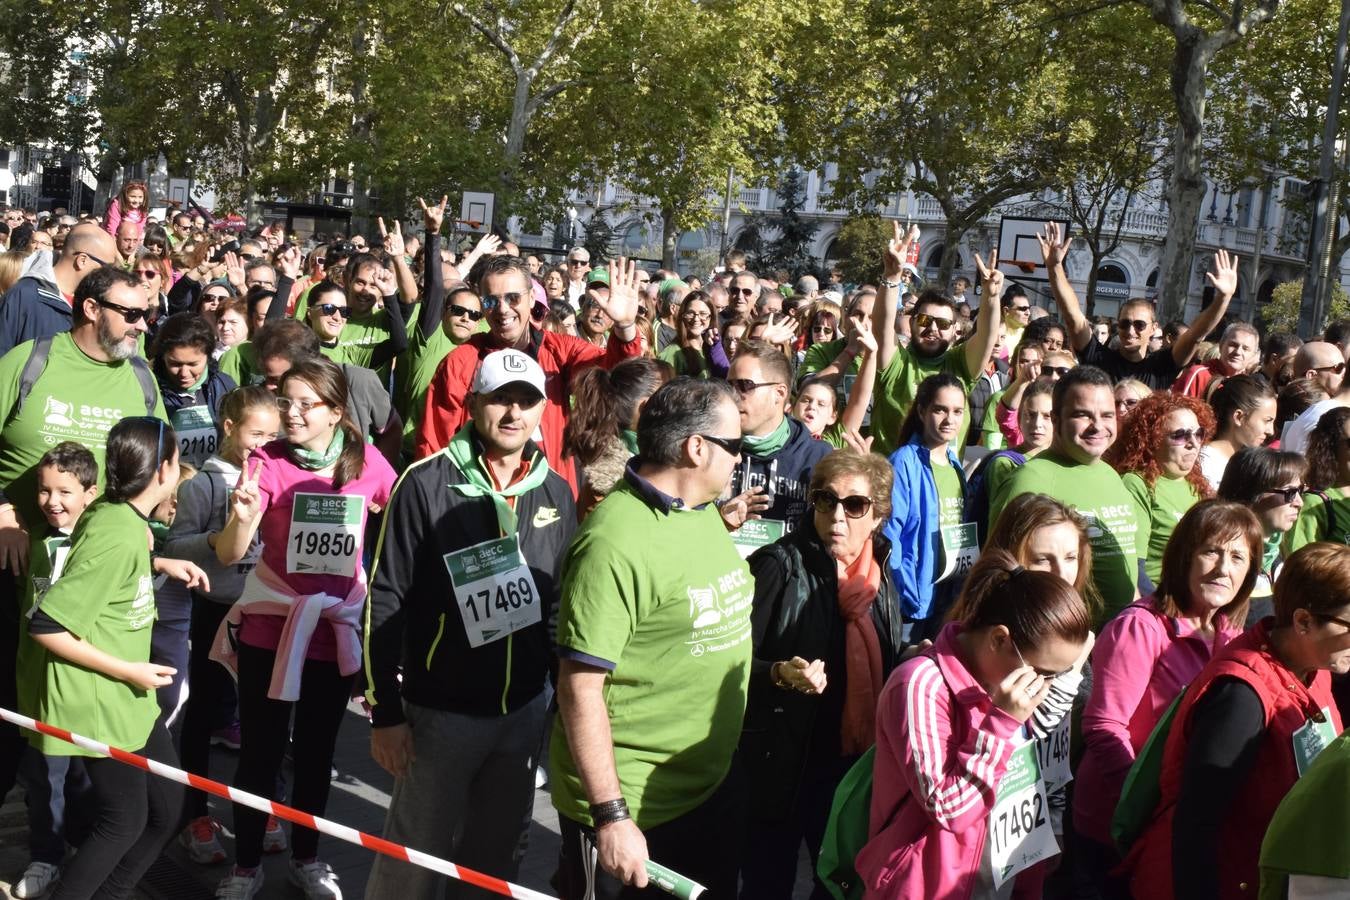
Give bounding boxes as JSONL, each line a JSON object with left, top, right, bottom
{"left": 237, "top": 440, "right": 395, "bottom": 660}
{"left": 857, "top": 623, "right": 1051, "bottom": 899}
{"left": 996, "top": 400, "right": 1022, "bottom": 446}
{"left": 1072, "top": 597, "right": 1240, "bottom": 846}
{"left": 103, "top": 199, "right": 147, "bottom": 238}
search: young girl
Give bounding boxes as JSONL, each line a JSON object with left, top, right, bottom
{"left": 883, "top": 373, "right": 971, "bottom": 641}
{"left": 166, "top": 387, "right": 282, "bottom": 864}
{"left": 212, "top": 359, "right": 396, "bottom": 900}
{"left": 104, "top": 180, "right": 149, "bottom": 239}
{"left": 26, "top": 417, "right": 209, "bottom": 900}
{"left": 857, "top": 551, "right": 1092, "bottom": 899}
{"left": 791, "top": 317, "right": 878, "bottom": 448}
{"left": 966, "top": 380, "right": 1055, "bottom": 545}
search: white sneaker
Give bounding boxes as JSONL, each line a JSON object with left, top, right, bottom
{"left": 262, "top": 815, "right": 288, "bottom": 854}
{"left": 214, "top": 868, "right": 264, "bottom": 900}
{"left": 13, "top": 861, "right": 59, "bottom": 898}
{"left": 288, "top": 860, "right": 342, "bottom": 900}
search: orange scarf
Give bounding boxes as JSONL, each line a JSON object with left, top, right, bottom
{"left": 836, "top": 538, "right": 884, "bottom": 754}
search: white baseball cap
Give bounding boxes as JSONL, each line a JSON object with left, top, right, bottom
{"left": 473, "top": 349, "right": 547, "bottom": 398}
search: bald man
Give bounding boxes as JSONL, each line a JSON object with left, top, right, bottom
{"left": 115, "top": 219, "right": 141, "bottom": 264}
{"left": 1283, "top": 340, "right": 1350, "bottom": 452}
{"left": 0, "top": 223, "right": 117, "bottom": 354}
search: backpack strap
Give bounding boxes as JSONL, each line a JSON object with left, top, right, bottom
{"left": 13, "top": 335, "right": 54, "bottom": 422}
{"left": 128, "top": 355, "right": 159, "bottom": 415}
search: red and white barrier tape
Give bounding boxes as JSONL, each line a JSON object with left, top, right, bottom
{"left": 0, "top": 707, "right": 557, "bottom": 900}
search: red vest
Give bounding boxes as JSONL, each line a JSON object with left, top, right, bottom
{"left": 1126, "top": 619, "right": 1341, "bottom": 900}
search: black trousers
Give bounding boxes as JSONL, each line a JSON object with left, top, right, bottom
{"left": 50, "top": 723, "right": 183, "bottom": 900}
{"left": 231, "top": 641, "right": 352, "bottom": 868}
{"left": 554, "top": 765, "right": 746, "bottom": 900}
{"left": 179, "top": 598, "right": 237, "bottom": 821}
{"left": 739, "top": 755, "right": 853, "bottom": 900}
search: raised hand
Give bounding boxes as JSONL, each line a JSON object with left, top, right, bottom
{"left": 231, "top": 456, "right": 264, "bottom": 524}
{"left": 840, "top": 426, "right": 874, "bottom": 455}
{"left": 373, "top": 263, "right": 398, "bottom": 296}
{"left": 759, "top": 313, "right": 798, "bottom": 347}
{"left": 379, "top": 217, "right": 406, "bottom": 258}
{"left": 1205, "top": 248, "right": 1239, "bottom": 300}
{"left": 975, "top": 251, "right": 1005, "bottom": 302}
{"left": 991, "top": 663, "right": 1053, "bottom": 724}
{"left": 224, "top": 250, "right": 246, "bottom": 292}
{"left": 599, "top": 256, "right": 641, "bottom": 327}
{"left": 1036, "top": 221, "right": 1071, "bottom": 270}
{"left": 854, "top": 315, "right": 878, "bottom": 354}
{"left": 883, "top": 221, "right": 920, "bottom": 279}
{"left": 418, "top": 195, "right": 448, "bottom": 235}
{"left": 719, "top": 485, "right": 771, "bottom": 531}
{"left": 274, "top": 244, "right": 302, "bottom": 280}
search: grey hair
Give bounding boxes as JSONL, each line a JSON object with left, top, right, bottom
{"left": 637, "top": 377, "right": 738, "bottom": 466}
{"left": 243, "top": 257, "right": 274, "bottom": 279}
{"left": 794, "top": 274, "right": 819, "bottom": 295}
{"left": 1221, "top": 321, "right": 1260, "bottom": 345}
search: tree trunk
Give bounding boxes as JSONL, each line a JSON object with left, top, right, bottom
{"left": 939, "top": 216, "right": 966, "bottom": 288}
{"left": 1157, "top": 35, "right": 1211, "bottom": 323}
{"left": 1084, "top": 247, "right": 1104, "bottom": 319}
{"left": 661, "top": 207, "right": 680, "bottom": 271}
{"left": 499, "top": 74, "right": 532, "bottom": 229}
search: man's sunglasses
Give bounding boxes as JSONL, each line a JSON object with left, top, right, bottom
{"left": 1313, "top": 362, "right": 1347, "bottom": 375}
{"left": 448, "top": 304, "right": 483, "bottom": 321}
{"left": 698, "top": 434, "right": 743, "bottom": 456}
{"left": 728, "top": 379, "right": 782, "bottom": 395}
{"left": 481, "top": 292, "right": 524, "bottom": 309}
{"left": 97, "top": 298, "right": 149, "bottom": 323}
{"left": 730, "top": 287, "right": 756, "bottom": 296}
{"left": 316, "top": 303, "right": 351, "bottom": 319}
{"left": 911, "top": 313, "right": 954, "bottom": 331}
{"left": 811, "top": 489, "right": 873, "bottom": 519}
{"left": 1118, "top": 318, "right": 1151, "bottom": 333}
{"left": 1011, "top": 304, "right": 1031, "bottom": 312}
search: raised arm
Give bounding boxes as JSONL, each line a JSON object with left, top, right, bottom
{"left": 1170, "top": 249, "right": 1238, "bottom": 367}
{"left": 454, "top": 232, "right": 502, "bottom": 280}
{"left": 416, "top": 195, "right": 449, "bottom": 340}
{"left": 839, "top": 319, "right": 878, "bottom": 435}
{"left": 965, "top": 253, "right": 1004, "bottom": 376}
{"left": 1037, "top": 222, "right": 1092, "bottom": 352}
{"left": 379, "top": 217, "right": 419, "bottom": 304}
{"left": 874, "top": 221, "right": 921, "bottom": 371}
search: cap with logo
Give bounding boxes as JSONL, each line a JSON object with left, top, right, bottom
{"left": 473, "top": 349, "right": 547, "bottom": 398}
{"left": 585, "top": 268, "right": 610, "bottom": 288}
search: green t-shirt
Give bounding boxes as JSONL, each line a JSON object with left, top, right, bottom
{"left": 1285, "top": 487, "right": 1350, "bottom": 555}
{"left": 980, "top": 387, "right": 1008, "bottom": 451}
{"left": 933, "top": 460, "right": 963, "bottom": 529}
{"left": 396, "top": 326, "right": 460, "bottom": 455}
{"left": 0, "top": 334, "right": 168, "bottom": 528}
{"left": 984, "top": 452, "right": 1024, "bottom": 514}
{"left": 218, "top": 341, "right": 260, "bottom": 387}
{"left": 871, "top": 344, "right": 976, "bottom": 456}
{"left": 329, "top": 309, "right": 394, "bottom": 375}
{"left": 993, "top": 452, "right": 1141, "bottom": 620}
{"left": 1123, "top": 472, "right": 1198, "bottom": 586}
{"left": 16, "top": 529, "right": 72, "bottom": 718}
{"left": 28, "top": 501, "right": 159, "bottom": 756}
{"left": 658, "top": 343, "right": 710, "bottom": 378}
{"left": 799, "top": 338, "right": 858, "bottom": 378}
{"left": 550, "top": 481, "right": 753, "bottom": 829}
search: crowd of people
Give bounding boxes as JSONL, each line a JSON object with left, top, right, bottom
{"left": 0, "top": 186, "right": 1348, "bottom": 900}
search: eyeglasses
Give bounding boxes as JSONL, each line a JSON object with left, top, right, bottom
{"left": 134, "top": 268, "right": 161, "bottom": 280}
{"left": 315, "top": 303, "right": 351, "bottom": 319}
{"left": 448, "top": 304, "right": 483, "bottom": 321}
{"left": 811, "top": 489, "right": 874, "bottom": 519}
{"left": 1118, "top": 318, "right": 1151, "bottom": 333}
{"left": 1261, "top": 486, "right": 1305, "bottom": 504}
{"left": 275, "top": 397, "right": 328, "bottom": 415}
{"left": 568, "top": 259, "right": 589, "bottom": 267}
{"left": 1313, "top": 613, "right": 1350, "bottom": 631}
{"left": 79, "top": 250, "right": 111, "bottom": 267}
{"left": 698, "top": 434, "right": 743, "bottom": 456}
{"left": 911, "top": 313, "right": 954, "bottom": 331}
{"left": 481, "top": 292, "right": 524, "bottom": 310}
{"left": 683, "top": 310, "right": 711, "bottom": 321}
{"left": 1313, "top": 362, "right": 1348, "bottom": 375}
{"left": 811, "top": 325, "right": 835, "bottom": 334}
{"left": 1043, "top": 366, "right": 1071, "bottom": 377}
{"left": 1013, "top": 640, "right": 1074, "bottom": 681}
{"left": 1011, "top": 304, "right": 1031, "bottom": 312}
{"left": 238, "top": 251, "right": 261, "bottom": 261}
{"left": 1165, "top": 427, "right": 1207, "bottom": 445}
{"left": 1116, "top": 397, "right": 1141, "bottom": 409}
{"left": 730, "top": 287, "right": 756, "bottom": 297}
{"left": 96, "top": 298, "right": 149, "bottom": 323}
{"left": 728, "top": 378, "right": 782, "bottom": 395}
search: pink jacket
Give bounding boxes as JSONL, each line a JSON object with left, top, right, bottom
{"left": 1072, "top": 598, "right": 1240, "bottom": 846}
{"left": 996, "top": 400, "right": 1022, "bottom": 447}
{"left": 103, "top": 199, "right": 146, "bottom": 238}
{"left": 857, "top": 623, "right": 1051, "bottom": 900}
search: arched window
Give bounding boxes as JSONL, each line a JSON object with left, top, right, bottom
{"left": 623, "top": 222, "right": 654, "bottom": 253}
{"left": 926, "top": 243, "right": 962, "bottom": 269}
{"left": 1094, "top": 263, "right": 1131, "bottom": 302}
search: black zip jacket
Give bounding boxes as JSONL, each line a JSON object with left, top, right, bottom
{"left": 364, "top": 437, "right": 576, "bottom": 726}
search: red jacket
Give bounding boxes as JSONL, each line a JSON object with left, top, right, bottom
{"left": 1125, "top": 619, "right": 1341, "bottom": 900}
{"left": 415, "top": 328, "right": 642, "bottom": 492}
{"left": 1171, "top": 359, "right": 1230, "bottom": 399}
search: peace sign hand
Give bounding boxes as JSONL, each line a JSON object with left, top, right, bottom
{"left": 231, "top": 455, "right": 264, "bottom": 524}
{"left": 974, "top": 251, "right": 1004, "bottom": 299}
{"left": 417, "top": 195, "right": 448, "bottom": 235}
{"left": 378, "top": 217, "right": 405, "bottom": 257}
{"left": 883, "top": 221, "right": 920, "bottom": 279}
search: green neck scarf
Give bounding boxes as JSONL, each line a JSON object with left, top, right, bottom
{"left": 1262, "top": 531, "right": 1283, "bottom": 575}
{"left": 620, "top": 429, "right": 639, "bottom": 455}
{"left": 742, "top": 415, "right": 791, "bottom": 456}
{"left": 171, "top": 368, "right": 210, "bottom": 399}
{"left": 446, "top": 422, "right": 550, "bottom": 534}
{"left": 288, "top": 429, "right": 345, "bottom": 471}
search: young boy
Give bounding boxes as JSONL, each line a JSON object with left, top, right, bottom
{"left": 12, "top": 442, "right": 99, "bottom": 899}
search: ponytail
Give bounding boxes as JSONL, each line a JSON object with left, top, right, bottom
{"left": 564, "top": 357, "right": 672, "bottom": 467}
{"left": 947, "top": 549, "right": 1091, "bottom": 648}
{"left": 105, "top": 416, "right": 178, "bottom": 502}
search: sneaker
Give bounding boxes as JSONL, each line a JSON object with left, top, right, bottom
{"left": 288, "top": 859, "right": 342, "bottom": 900}
{"left": 214, "top": 868, "right": 263, "bottom": 900}
{"left": 180, "top": 816, "right": 227, "bottom": 865}
{"left": 12, "top": 861, "right": 59, "bottom": 898}
{"left": 262, "top": 815, "right": 288, "bottom": 854}
{"left": 211, "top": 722, "right": 242, "bottom": 750}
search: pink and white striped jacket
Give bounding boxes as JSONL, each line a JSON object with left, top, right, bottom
{"left": 856, "top": 622, "right": 1054, "bottom": 900}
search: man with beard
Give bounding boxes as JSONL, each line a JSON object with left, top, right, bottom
{"left": 870, "top": 223, "right": 1002, "bottom": 455}
{"left": 0, "top": 266, "right": 164, "bottom": 807}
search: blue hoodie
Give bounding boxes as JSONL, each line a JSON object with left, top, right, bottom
{"left": 884, "top": 433, "right": 964, "bottom": 620}
{"left": 727, "top": 416, "right": 832, "bottom": 532}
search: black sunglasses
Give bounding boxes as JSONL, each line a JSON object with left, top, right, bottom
{"left": 97, "top": 297, "right": 149, "bottom": 323}
{"left": 811, "top": 489, "right": 873, "bottom": 519}
{"left": 316, "top": 303, "right": 351, "bottom": 319}
{"left": 1118, "top": 318, "right": 1151, "bottom": 333}
{"left": 698, "top": 434, "right": 743, "bottom": 456}
{"left": 1262, "top": 486, "right": 1305, "bottom": 504}
{"left": 1043, "top": 365, "right": 1071, "bottom": 377}
{"left": 728, "top": 378, "right": 782, "bottom": 395}
{"left": 448, "top": 304, "right": 483, "bottom": 321}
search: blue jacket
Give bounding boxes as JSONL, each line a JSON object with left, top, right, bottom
{"left": 884, "top": 433, "right": 964, "bottom": 620}
{"left": 0, "top": 275, "right": 71, "bottom": 357}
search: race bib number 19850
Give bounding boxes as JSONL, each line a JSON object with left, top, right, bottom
{"left": 286, "top": 493, "right": 363, "bottom": 577}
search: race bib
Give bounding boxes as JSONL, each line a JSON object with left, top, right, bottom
{"left": 936, "top": 522, "right": 979, "bottom": 582}
{"left": 286, "top": 493, "right": 363, "bottom": 577}
{"left": 1292, "top": 707, "right": 1338, "bottom": 776}
{"left": 731, "top": 518, "right": 786, "bottom": 560}
{"left": 171, "top": 403, "right": 218, "bottom": 468}
{"left": 444, "top": 535, "right": 542, "bottom": 648}
{"left": 989, "top": 741, "right": 1059, "bottom": 889}
{"left": 1036, "top": 718, "right": 1073, "bottom": 792}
